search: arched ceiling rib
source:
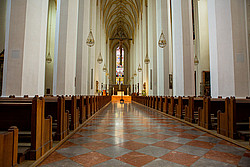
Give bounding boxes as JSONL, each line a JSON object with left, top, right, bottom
{"left": 101, "top": 0, "right": 142, "bottom": 47}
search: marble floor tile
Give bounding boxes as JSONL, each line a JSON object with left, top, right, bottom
{"left": 136, "top": 145, "right": 171, "bottom": 157}
{"left": 160, "top": 151, "right": 200, "bottom": 166}
{"left": 143, "top": 159, "right": 186, "bottom": 167}
{"left": 96, "top": 146, "right": 132, "bottom": 158}
{"left": 132, "top": 136, "right": 161, "bottom": 144}
{"left": 116, "top": 152, "right": 156, "bottom": 166}
{"left": 39, "top": 102, "right": 250, "bottom": 167}
{"left": 56, "top": 146, "right": 91, "bottom": 158}
{"left": 93, "top": 159, "right": 134, "bottom": 167}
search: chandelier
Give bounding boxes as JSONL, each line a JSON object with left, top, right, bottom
{"left": 86, "top": 29, "right": 95, "bottom": 47}
{"left": 138, "top": 64, "right": 142, "bottom": 72}
{"left": 103, "top": 63, "right": 107, "bottom": 72}
{"left": 158, "top": 31, "right": 167, "bottom": 48}
{"left": 144, "top": 54, "right": 150, "bottom": 64}
{"left": 46, "top": 10, "right": 53, "bottom": 64}
{"left": 97, "top": 52, "right": 103, "bottom": 64}
{"left": 194, "top": 55, "right": 199, "bottom": 65}
{"left": 46, "top": 52, "right": 52, "bottom": 64}
{"left": 134, "top": 70, "right": 137, "bottom": 77}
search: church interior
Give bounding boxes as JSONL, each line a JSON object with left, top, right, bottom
{"left": 0, "top": 0, "right": 250, "bottom": 166}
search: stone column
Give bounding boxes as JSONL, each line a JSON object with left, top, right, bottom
{"left": 172, "top": 0, "right": 195, "bottom": 96}
{"left": 148, "top": 0, "right": 158, "bottom": 95}
{"left": 53, "top": 0, "right": 79, "bottom": 95}
{"left": 156, "top": 0, "right": 171, "bottom": 96}
{"left": 139, "top": 15, "right": 143, "bottom": 94}
{"left": 2, "top": 0, "right": 49, "bottom": 96}
{"left": 76, "top": 0, "right": 90, "bottom": 95}
{"left": 208, "top": 0, "right": 249, "bottom": 97}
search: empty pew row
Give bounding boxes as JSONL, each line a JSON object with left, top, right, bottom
{"left": 132, "top": 95, "right": 250, "bottom": 144}
{"left": 0, "top": 97, "right": 53, "bottom": 162}
{"left": 217, "top": 97, "right": 250, "bottom": 140}
{"left": 0, "top": 95, "right": 111, "bottom": 166}
{"left": 0, "top": 126, "right": 18, "bottom": 167}
{"left": 44, "top": 96, "right": 69, "bottom": 141}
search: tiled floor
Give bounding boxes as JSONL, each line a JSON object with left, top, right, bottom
{"left": 39, "top": 102, "right": 250, "bottom": 167}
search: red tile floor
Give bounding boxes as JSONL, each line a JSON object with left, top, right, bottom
{"left": 39, "top": 102, "right": 250, "bottom": 167}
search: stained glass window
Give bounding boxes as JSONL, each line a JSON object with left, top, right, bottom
{"left": 116, "top": 47, "right": 124, "bottom": 84}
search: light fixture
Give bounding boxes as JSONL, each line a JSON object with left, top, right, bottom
{"left": 46, "top": 52, "right": 52, "bottom": 64}
{"left": 134, "top": 70, "right": 137, "bottom": 77}
{"left": 103, "top": 63, "right": 107, "bottom": 72}
{"left": 194, "top": 55, "right": 199, "bottom": 65}
{"left": 144, "top": 53, "right": 150, "bottom": 64}
{"left": 138, "top": 63, "right": 142, "bottom": 72}
{"left": 158, "top": 30, "right": 167, "bottom": 48}
{"left": 46, "top": 8, "right": 53, "bottom": 64}
{"left": 86, "top": 29, "right": 95, "bottom": 47}
{"left": 97, "top": 52, "right": 103, "bottom": 64}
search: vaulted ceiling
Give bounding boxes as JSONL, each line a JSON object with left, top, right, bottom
{"left": 100, "top": 0, "right": 142, "bottom": 51}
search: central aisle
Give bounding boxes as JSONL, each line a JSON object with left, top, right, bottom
{"left": 40, "top": 102, "right": 249, "bottom": 167}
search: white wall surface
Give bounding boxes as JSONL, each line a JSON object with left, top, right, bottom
{"left": 0, "top": 0, "right": 6, "bottom": 51}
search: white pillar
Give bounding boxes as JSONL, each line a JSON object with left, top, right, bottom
{"left": 139, "top": 16, "right": 143, "bottom": 94}
{"left": 95, "top": 2, "right": 101, "bottom": 94}
{"left": 3, "top": 0, "right": 48, "bottom": 96}
{"left": 156, "top": 0, "right": 165, "bottom": 96}
{"left": 208, "top": 0, "right": 249, "bottom": 98}
{"left": 53, "top": 0, "right": 79, "bottom": 95}
{"left": 76, "top": 0, "right": 90, "bottom": 95}
{"left": 172, "top": 0, "right": 195, "bottom": 96}
{"left": 89, "top": 0, "right": 96, "bottom": 95}
{"left": 148, "top": 0, "right": 158, "bottom": 95}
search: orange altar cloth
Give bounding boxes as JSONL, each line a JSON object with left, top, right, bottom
{"left": 112, "top": 96, "right": 131, "bottom": 102}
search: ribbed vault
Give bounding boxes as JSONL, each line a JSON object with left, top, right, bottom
{"left": 101, "top": 0, "right": 142, "bottom": 50}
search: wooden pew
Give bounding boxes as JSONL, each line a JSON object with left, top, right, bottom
{"left": 94, "top": 96, "right": 97, "bottom": 114}
{"left": 0, "top": 126, "right": 18, "bottom": 167}
{"left": 96, "top": 96, "right": 99, "bottom": 111}
{"left": 163, "top": 97, "right": 168, "bottom": 113}
{"left": 86, "top": 96, "right": 91, "bottom": 119}
{"left": 146, "top": 96, "right": 149, "bottom": 107}
{"left": 78, "top": 96, "right": 87, "bottom": 124}
{"left": 176, "top": 97, "right": 189, "bottom": 119}
{"left": 155, "top": 96, "right": 159, "bottom": 110}
{"left": 158, "top": 96, "right": 163, "bottom": 112}
{"left": 91, "top": 96, "right": 95, "bottom": 115}
{"left": 44, "top": 96, "right": 69, "bottom": 141}
{"left": 168, "top": 97, "right": 175, "bottom": 116}
{"left": 0, "top": 97, "right": 52, "bottom": 160}
{"left": 152, "top": 96, "right": 155, "bottom": 109}
{"left": 149, "top": 96, "right": 152, "bottom": 108}
{"left": 184, "top": 97, "right": 203, "bottom": 123}
{"left": 65, "top": 96, "right": 80, "bottom": 130}
{"left": 198, "top": 97, "right": 224, "bottom": 130}
{"left": 217, "top": 97, "right": 250, "bottom": 139}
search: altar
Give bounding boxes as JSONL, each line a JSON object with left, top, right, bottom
{"left": 117, "top": 91, "right": 124, "bottom": 96}
{"left": 111, "top": 95, "right": 131, "bottom": 102}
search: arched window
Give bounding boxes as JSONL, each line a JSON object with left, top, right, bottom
{"left": 116, "top": 46, "right": 124, "bottom": 84}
